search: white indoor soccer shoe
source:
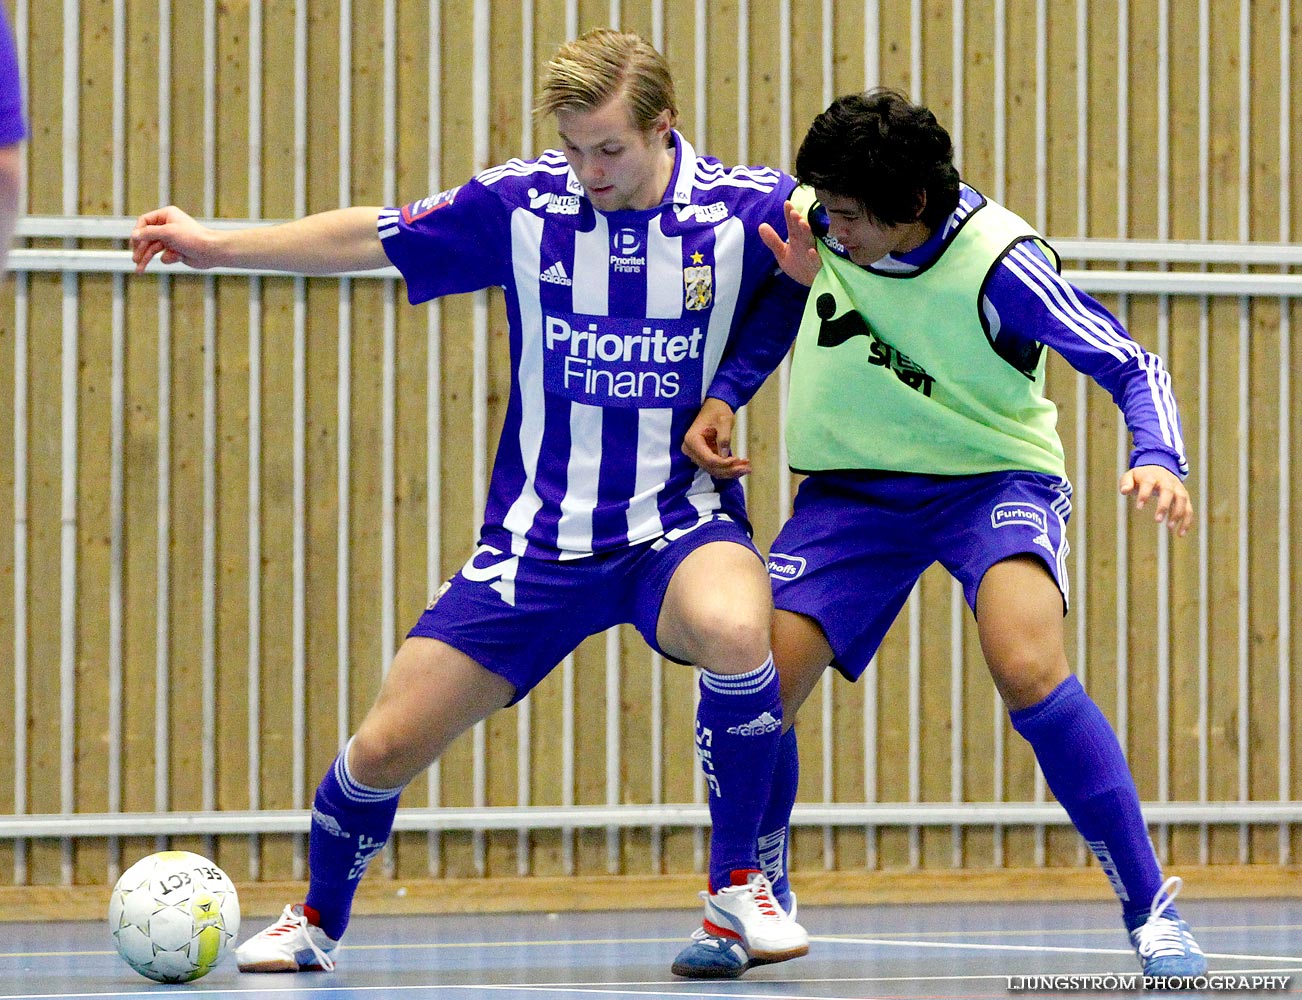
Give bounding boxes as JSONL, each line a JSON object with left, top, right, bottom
{"left": 700, "top": 869, "right": 808, "bottom": 962}
{"left": 235, "top": 903, "right": 339, "bottom": 973}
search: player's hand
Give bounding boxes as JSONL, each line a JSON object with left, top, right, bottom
{"left": 131, "top": 206, "right": 221, "bottom": 274}
{"left": 1119, "top": 464, "right": 1193, "bottom": 536}
{"left": 682, "top": 397, "right": 751, "bottom": 479}
{"left": 759, "top": 200, "right": 821, "bottom": 287}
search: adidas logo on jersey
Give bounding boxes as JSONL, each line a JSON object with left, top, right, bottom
{"left": 540, "top": 260, "right": 572, "bottom": 286}
{"left": 727, "top": 711, "right": 781, "bottom": 737}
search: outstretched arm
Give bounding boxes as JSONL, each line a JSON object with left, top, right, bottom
{"left": 131, "top": 205, "right": 389, "bottom": 276}
{"left": 984, "top": 239, "right": 1195, "bottom": 537}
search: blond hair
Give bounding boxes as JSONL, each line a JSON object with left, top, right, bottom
{"left": 536, "top": 29, "right": 678, "bottom": 133}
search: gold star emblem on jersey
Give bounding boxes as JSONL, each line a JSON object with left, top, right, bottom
{"left": 684, "top": 263, "right": 712, "bottom": 311}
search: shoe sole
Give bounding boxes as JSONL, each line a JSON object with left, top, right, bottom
{"left": 670, "top": 958, "right": 750, "bottom": 980}
{"left": 747, "top": 943, "right": 809, "bottom": 962}
{"left": 669, "top": 948, "right": 806, "bottom": 980}
{"left": 237, "top": 959, "right": 333, "bottom": 973}
{"left": 237, "top": 958, "right": 301, "bottom": 973}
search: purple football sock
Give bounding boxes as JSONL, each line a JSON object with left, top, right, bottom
{"left": 757, "top": 726, "right": 799, "bottom": 912}
{"left": 1010, "top": 675, "right": 1174, "bottom": 928}
{"left": 696, "top": 656, "right": 783, "bottom": 892}
{"left": 304, "top": 739, "right": 403, "bottom": 940}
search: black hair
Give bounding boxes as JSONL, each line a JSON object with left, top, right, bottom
{"left": 795, "top": 88, "right": 961, "bottom": 230}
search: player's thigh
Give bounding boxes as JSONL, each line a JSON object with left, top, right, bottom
{"left": 350, "top": 636, "right": 516, "bottom": 788}
{"left": 634, "top": 516, "right": 771, "bottom": 674}
{"left": 658, "top": 540, "right": 771, "bottom": 671}
{"left": 409, "top": 541, "right": 602, "bottom": 700}
{"left": 769, "top": 475, "right": 927, "bottom": 687}
{"left": 937, "top": 470, "right": 1072, "bottom": 617}
{"left": 936, "top": 471, "right": 1072, "bottom": 710}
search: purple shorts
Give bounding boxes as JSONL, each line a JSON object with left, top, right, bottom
{"left": 769, "top": 470, "right": 1072, "bottom": 681}
{"left": 408, "top": 513, "right": 760, "bottom": 703}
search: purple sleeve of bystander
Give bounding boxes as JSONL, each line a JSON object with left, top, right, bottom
{"left": 0, "top": 6, "right": 25, "bottom": 147}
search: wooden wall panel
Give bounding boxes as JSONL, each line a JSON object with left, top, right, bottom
{"left": 2, "top": 0, "right": 1301, "bottom": 892}
{"left": 0, "top": 269, "right": 12, "bottom": 887}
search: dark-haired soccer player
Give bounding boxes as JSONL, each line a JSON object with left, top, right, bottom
{"left": 680, "top": 88, "right": 1206, "bottom": 981}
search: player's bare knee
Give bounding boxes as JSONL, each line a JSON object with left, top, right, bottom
{"left": 686, "top": 611, "right": 770, "bottom": 675}
{"left": 345, "top": 729, "right": 421, "bottom": 790}
{"left": 989, "top": 649, "right": 1069, "bottom": 712}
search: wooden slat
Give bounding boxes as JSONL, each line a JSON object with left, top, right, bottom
{"left": 480, "top": 0, "right": 525, "bottom": 881}
{"left": 1164, "top": 0, "right": 1206, "bottom": 870}
{"left": 573, "top": 633, "right": 609, "bottom": 876}
{"left": 0, "top": 265, "right": 13, "bottom": 885}
{"left": 387, "top": 1, "right": 434, "bottom": 879}
{"left": 737, "top": 0, "right": 786, "bottom": 557}
{"left": 431, "top": 0, "right": 488, "bottom": 884}
{"left": 1245, "top": 0, "right": 1287, "bottom": 865}
{"left": 66, "top": 0, "right": 118, "bottom": 890}
{"left": 917, "top": 567, "right": 955, "bottom": 869}
{"left": 19, "top": 0, "right": 69, "bottom": 891}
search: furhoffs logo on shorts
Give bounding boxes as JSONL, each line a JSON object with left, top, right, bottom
{"left": 990, "top": 502, "right": 1048, "bottom": 533}
{"left": 767, "top": 553, "right": 807, "bottom": 580}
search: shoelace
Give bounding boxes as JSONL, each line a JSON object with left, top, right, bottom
{"left": 720, "top": 874, "right": 782, "bottom": 920}
{"left": 265, "top": 904, "right": 337, "bottom": 971}
{"left": 1133, "top": 876, "right": 1194, "bottom": 959}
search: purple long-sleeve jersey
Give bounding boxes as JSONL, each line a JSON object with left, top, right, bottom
{"left": 380, "top": 131, "right": 804, "bottom": 559}
{"left": 833, "top": 184, "right": 1189, "bottom": 477}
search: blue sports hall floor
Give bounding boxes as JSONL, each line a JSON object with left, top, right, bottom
{"left": 2, "top": 896, "right": 1300, "bottom": 999}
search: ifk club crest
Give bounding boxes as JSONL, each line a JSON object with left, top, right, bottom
{"left": 684, "top": 254, "right": 713, "bottom": 311}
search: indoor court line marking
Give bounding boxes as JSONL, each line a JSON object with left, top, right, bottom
{"left": 7, "top": 915, "right": 1302, "bottom": 962}
{"left": 813, "top": 919, "right": 1302, "bottom": 940}
{"left": 4, "top": 927, "right": 1302, "bottom": 964}
{"left": 0, "top": 988, "right": 1008, "bottom": 1000}
{"left": 811, "top": 935, "right": 1302, "bottom": 964}
{"left": 4, "top": 966, "right": 1302, "bottom": 1000}
{"left": 0, "top": 937, "right": 685, "bottom": 961}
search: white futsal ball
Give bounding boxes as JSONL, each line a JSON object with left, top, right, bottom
{"left": 108, "top": 851, "right": 241, "bottom": 983}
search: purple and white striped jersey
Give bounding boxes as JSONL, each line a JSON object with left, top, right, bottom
{"left": 379, "top": 130, "right": 802, "bottom": 559}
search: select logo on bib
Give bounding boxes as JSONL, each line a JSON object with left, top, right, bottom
{"left": 991, "top": 502, "right": 1048, "bottom": 533}
{"left": 767, "top": 553, "right": 807, "bottom": 580}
